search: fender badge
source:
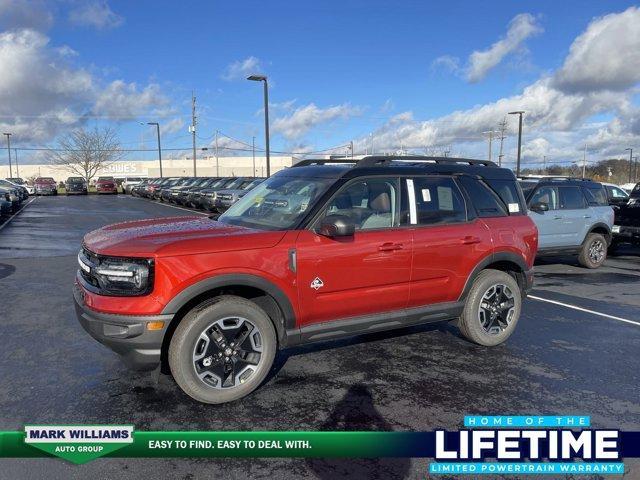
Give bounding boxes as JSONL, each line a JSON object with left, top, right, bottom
{"left": 310, "top": 277, "right": 324, "bottom": 290}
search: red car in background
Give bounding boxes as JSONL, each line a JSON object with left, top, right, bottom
{"left": 34, "top": 177, "right": 58, "bottom": 196}
{"left": 96, "top": 176, "right": 118, "bottom": 194}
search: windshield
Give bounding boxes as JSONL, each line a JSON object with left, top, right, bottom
{"left": 98, "top": 177, "right": 114, "bottom": 181}
{"left": 631, "top": 183, "right": 640, "bottom": 198}
{"left": 37, "top": 177, "right": 55, "bottom": 183}
{"left": 219, "top": 174, "right": 334, "bottom": 230}
{"left": 126, "top": 177, "right": 142, "bottom": 182}
{"left": 518, "top": 181, "right": 538, "bottom": 199}
{"left": 67, "top": 177, "right": 84, "bottom": 183}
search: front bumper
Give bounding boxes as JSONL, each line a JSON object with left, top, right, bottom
{"left": 612, "top": 225, "right": 640, "bottom": 243}
{"left": 36, "top": 186, "right": 57, "bottom": 195}
{"left": 73, "top": 283, "right": 173, "bottom": 371}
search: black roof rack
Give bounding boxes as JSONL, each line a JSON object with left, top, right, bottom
{"left": 519, "top": 176, "right": 596, "bottom": 182}
{"left": 292, "top": 159, "right": 357, "bottom": 167}
{"left": 293, "top": 155, "right": 497, "bottom": 169}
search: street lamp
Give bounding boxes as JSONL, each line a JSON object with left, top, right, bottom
{"left": 625, "top": 148, "right": 633, "bottom": 183}
{"left": 247, "top": 75, "right": 271, "bottom": 177}
{"left": 3, "top": 133, "right": 12, "bottom": 178}
{"left": 141, "top": 122, "right": 163, "bottom": 177}
{"left": 508, "top": 111, "right": 525, "bottom": 177}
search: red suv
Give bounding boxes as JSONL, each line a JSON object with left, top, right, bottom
{"left": 96, "top": 176, "right": 118, "bottom": 194}
{"left": 75, "top": 156, "right": 537, "bottom": 403}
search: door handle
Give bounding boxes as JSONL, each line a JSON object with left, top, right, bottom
{"left": 460, "top": 236, "right": 481, "bottom": 245}
{"left": 378, "top": 242, "right": 403, "bottom": 252}
{"left": 583, "top": 215, "right": 592, "bottom": 219}
{"left": 553, "top": 216, "right": 563, "bottom": 220}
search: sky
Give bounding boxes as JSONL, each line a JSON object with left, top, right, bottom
{"left": 0, "top": 0, "right": 639, "bottom": 170}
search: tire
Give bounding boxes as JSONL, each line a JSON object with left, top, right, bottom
{"left": 458, "top": 269, "right": 522, "bottom": 347}
{"left": 168, "top": 295, "right": 277, "bottom": 404}
{"left": 578, "top": 233, "right": 607, "bottom": 269}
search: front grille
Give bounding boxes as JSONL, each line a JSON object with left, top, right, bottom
{"left": 78, "top": 248, "right": 101, "bottom": 290}
{"left": 218, "top": 194, "right": 233, "bottom": 200}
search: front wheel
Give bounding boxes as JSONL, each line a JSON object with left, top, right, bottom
{"left": 578, "top": 233, "right": 607, "bottom": 268}
{"left": 458, "top": 269, "right": 522, "bottom": 347}
{"left": 168, "top": 295, "right": 277, "bottom": 404}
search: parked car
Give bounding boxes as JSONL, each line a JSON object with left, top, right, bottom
{"left": 131, "top": 178, "right": 153, "bottom": 197}
{"left": 141, "top": 177, "right": 163, "bottom": 198}
{"left": 602, "top": 182, "right": 630, "bottom": 207}
{"left": 0, "top": 179, "right": 28, "bottom": 201}
{"left": 34, "top": 177, "right": 58, "bottom": 196}
{"left": 96, "top": 176, "right": 118, "bottom": 194}
{"left": 174, "top": 177, "right": 216, "bottom": 205}
{"left": 0, "top": 186, "right": 21, "bottom": 211}
{"left": 75, "top": 155, "right": 537, "bottom": 404}
{"left": 160, "top": 177, "right": 193, "bottom": 203}
{"left": 212, "top": 178, "right": 265, "bottom": 213}
{"left": 611, "top": 203, "right": 640, "bottom": 248}
{"left": 185, "top": 177, "right": 225, "bottom": 208}
{"left": 122, "top": 177, "right": 144, "bottom": 195}
{"left": 148, "top": 177, "right": 179, "bottom": 200}
{"left": 0, "top": 196, "right": 11, "bottom": 215}
{"left": 65, "top": 177, "right": 88, "bottom": 195}
{"left": 165, "top": 177, "right": 205, "bottom": 204}
{"left": 519, "top": 177, "right": 614, "bottom": 268}
{"left": 627, "top": 182, "right": 640, "bottom": 205}
{"left": 6, "top": 177, "right": 32, "bottom": 196}
{"left": 200, "top": 177, "right": 251, "bottom": 211}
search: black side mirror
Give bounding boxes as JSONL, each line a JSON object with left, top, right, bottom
{"left": 318, "top": 215, "right": 355, "bottom": 237}
{"left": 530, "top": 202, "right": 549, "bottom": 212}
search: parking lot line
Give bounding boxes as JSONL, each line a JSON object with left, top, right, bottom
{"left": 0, "top": 196, "right": 37, "bottom": 233}
{"left": 529, "top": 295, "right": 640, "bottom": 327}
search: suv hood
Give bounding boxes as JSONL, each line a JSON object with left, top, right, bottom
{"left": 83, "top": 216, "right": 286, "bottom": 258}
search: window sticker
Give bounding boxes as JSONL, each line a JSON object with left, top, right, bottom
{"left": 508, "top": 203, "right": 520, "bottom": 213}
{"left": 421, "top": 188, "right": 431, "bottom": 202}
{"left": 437, "top": 187, "right": 454, "bottom": 211}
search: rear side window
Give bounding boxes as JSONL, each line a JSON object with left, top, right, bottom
{"left": 606, "top": 186, "right": 628, "bottom": 199}
{"left": 559, "top": 186, "right": 586, "bottom": 210}
{"left": 457, "top": 176, "right": 507, "bottom": 217}
{"left": 408, "top": 177, "right": 466, "bottom": 225}
{"left": 485, "top": 179, "right": 524, "bottom": 215}
{"left": 582, "top": 185, "right": 608, "bottom": 206}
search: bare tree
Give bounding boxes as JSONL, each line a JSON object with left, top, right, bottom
{"left": 47, "top": 127, "right": 124, "bottom": 183}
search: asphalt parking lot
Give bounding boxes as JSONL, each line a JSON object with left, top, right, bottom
{"left": 1, "top": 194, "right": 639, "bottom": 479}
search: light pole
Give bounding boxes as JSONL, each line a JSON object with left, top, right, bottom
{"left": 3, "top": 133, "right": 12, "bottom": 178}
{"left": 14, "top": 148, "right": 19, "bottom": 178}
{"left": 252, "top": 136, "right": 256, "bottom": 176}
{"left": 508, "top": 111, "right": 524, "bottom": 177}
{"left": 625, "top": 148, "right": 633, "bottom": 183}
{"left": 142, "top": 122, "right": 163, "bottom": 177}
{"left": 247, "top": 75, "right": 271, "bottom": 177}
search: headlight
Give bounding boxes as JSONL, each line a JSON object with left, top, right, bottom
{"left": 78, "top": 249, "right": 153, "bottom": 296}
{"left": 207, "top": 192, "right": 217, "bottom": 198}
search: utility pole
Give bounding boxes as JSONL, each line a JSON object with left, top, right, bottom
{"left": 482, "top": 130, "right": 496, "bottom": 162}
{"left": 214, "top": 130, "right": 219, "bottom": 177}
{"left": 252, "top": 136, "right": 256, "bottom": 176}
{"left": 582, "top": 144, "right": 587, "bottom": 180}
{"left": 634, "top": 156, "right": 638, "bottom": 182}
{"left": 3, "top": 133, "right": 12, "bottom": 178}
{"left": 543, "top": 155, "right": 547, "bottom": 174}
{"left": 350, "top": 140, "right": 354, "bottom": 159}
{"left": 626, "top": 148, "right": 633, "bottom": 183}
{"left": 497, "top": 117, "right": 507, "bottom": 167}
{"left": 508, "top": 111, "right": 525, "bottom": 176}
{"left": 14, "top": 148, "right": 18, "bottom": 177}
{"left": 191, "top": 92, "right": 197, "bottom": 176}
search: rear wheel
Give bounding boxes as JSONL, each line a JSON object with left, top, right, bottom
{"left": 458, "top": 269, "right": 521, "bottom": 347}
{"left": 168, "top": 295, "right": 277, "bottom": 404}
{"left": 578, "top": 233, "right": 607, "bottom": 269}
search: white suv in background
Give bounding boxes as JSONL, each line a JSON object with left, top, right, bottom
{"left": 122, "top": 177, "right": 144, "bottom": 194}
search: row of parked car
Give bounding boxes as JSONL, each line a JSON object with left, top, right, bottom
{"left": 128, "top": 176, "right": 265, "bottom": 213}
{"left": 0, "top": 178, "right": 30, "bottom": 216}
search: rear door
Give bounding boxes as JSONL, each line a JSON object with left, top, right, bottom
{"left": 295, "top": 176, "right": 412, "bottom": 326}
{"left": 558, "top": 185, "right": 588, "bottom": 246}
{"left": 407, "top": 176, "right": 492, "bottom": 306}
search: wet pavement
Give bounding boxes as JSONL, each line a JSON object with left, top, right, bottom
{"left": 0, "top": 194, "right": 639, "bottom": 479}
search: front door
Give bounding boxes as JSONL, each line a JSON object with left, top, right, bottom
{"left": 528, "top": 185, "right": 564, "bottom": 248}
{"left": 295, "top": 177, "right": 412, "bottom": 327}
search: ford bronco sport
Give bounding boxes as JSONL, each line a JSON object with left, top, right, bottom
{"left": 75, "top": 156, "right": 537, "bottom": 404}
{"left": 518, "top": 177, "right": 614, "bottom": 268}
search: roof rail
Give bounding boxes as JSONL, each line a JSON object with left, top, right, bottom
{"left": 355, "top": 155, "right": 498, "bottom": 168}
{"left": 292, "top": 159, "right": 357, "bottom": 167}
{"left": 527, "top": 176, "right": 594, "bottom": 182}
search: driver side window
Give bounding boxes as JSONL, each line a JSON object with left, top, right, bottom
{"left": 321, "top": 178, "right": 399, "bottom": 230}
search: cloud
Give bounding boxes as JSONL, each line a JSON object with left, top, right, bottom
{"left": 466, "top": 13, "right": 542, "bottom": 82}
{"left": 0, "top": 0, "right": 54, "bottom": 31}
{"left": 159, "top": 117, "right": 185, "bottom": 136}
{"left": 0, "top": 28, "right": 169, "bottom": 145}
{"left": 68, "top": 1, "right": 123, "bottom": 30}
{"left": 272, "top": 103, "right": 363, "bottom": 140}
{"left": 221, "top": 56, "right": 263, "bottom": 81}
{"left": 553, "top": 6, "right": 640, "bottom": 93}
{"left": 93, "top": 80, "right": 168, "bottom": 118}
{"left": 431, "top": 55, "right": 461, "bottom": 74}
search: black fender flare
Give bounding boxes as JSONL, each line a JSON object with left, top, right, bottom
{"left": 161, "top": 273, "right": 297, "bottom": 334}
{"left": 586, "top": 222, "right": 612, "bottom": 243}
{"left": 458, "top": 251, "right": 529, "bottom": 301}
